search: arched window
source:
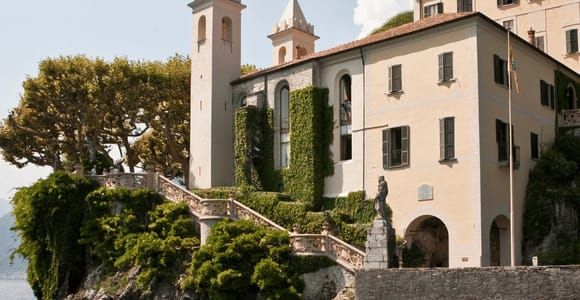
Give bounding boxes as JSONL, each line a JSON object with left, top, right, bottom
{"left": 278, "top": 47, "right": 287, "bottom": 64}
{"left": 222, "top": 17, "right": 232, "bottom": 42}
{"left": 279, "top": 85, "right": 290, "bottom": 168}
{"left": 339, "top": 74, "right": 352, "bottom": 161}
{"left": 198, "top": 16, "right": 206, "bottom": 42}
{"left": 296, "top": 46, "right": 307, "bottom": 59}
{"left": 566, "top": 85, "right": 577, "bottom": 109}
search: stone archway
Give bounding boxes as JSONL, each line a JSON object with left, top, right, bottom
{"left": 489, "top": 215, "right": 510, "bottom": 266}
{"left": 405, "top": 216, "right": 449, "bottom": 267}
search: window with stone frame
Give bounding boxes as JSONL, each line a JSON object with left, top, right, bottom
{"left": 339, "top": 74, "right": 352, "bottom": 161}
{"left": 566, "top": 29, "right": 578, "bottom": 54}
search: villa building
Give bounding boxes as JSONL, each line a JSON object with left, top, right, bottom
{"left": 188, "top": 0, "right": 579, "bottom": 267}
{"left": 414, "top": 0, "right": 580, "bottom": 72}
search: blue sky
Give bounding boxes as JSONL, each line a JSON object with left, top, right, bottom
{"left": 0, "top": 0, "right": 410, "bottom": 203}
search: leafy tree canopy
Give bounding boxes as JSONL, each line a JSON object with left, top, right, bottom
{"left": 370, "top": 11, "right": 414, "bottom": 35}
{"left": 0, "top": 55, "right": 191, "bottom": 183}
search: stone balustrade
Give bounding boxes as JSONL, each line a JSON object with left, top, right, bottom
{"left": 559, "top": 109, "right": 580, "bottom": 127}
{"left": 86, "top": 171, "right": 365, "bottom": 273}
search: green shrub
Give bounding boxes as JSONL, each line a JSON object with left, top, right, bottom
{"left": 182, "top": 220, "right": 301, "bottom": 299}
{"left": 11, "top": 172, "right": 99, "bottom": 300}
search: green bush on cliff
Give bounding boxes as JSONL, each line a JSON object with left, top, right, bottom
{"left": 182, "top": 220, "right": 301, "bottom": 300}
{"left": 11, "top": 172, "right": 99, "bottom": 300}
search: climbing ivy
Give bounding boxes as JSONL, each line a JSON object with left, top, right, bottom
{"left": 523, "top": 135, "right": 580, "bottom": 265}
{"left": 233, "top": 86, "right": 333, "bottom": 209}
{"left": 11, "top": 172, "right": 99, "bottom": 300}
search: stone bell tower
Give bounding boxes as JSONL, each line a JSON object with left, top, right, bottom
{"left": 188, "top": 0, "right": 246, "bottom": 188}
{"left": 268, "top": 0, "right": 319, "bottom": 66}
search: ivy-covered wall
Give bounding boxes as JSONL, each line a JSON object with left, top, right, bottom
{"left": 234, "top": 86, "right": 333, "bottom": 209}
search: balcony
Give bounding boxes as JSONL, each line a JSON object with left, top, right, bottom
{"left": 559, "top": 109, "right": 580, "bottom": 128}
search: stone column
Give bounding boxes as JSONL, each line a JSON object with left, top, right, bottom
{"left": 145, "top": 164, "right": 158, "bottom": 191}
{"left": 198, "top": 217, "right": 223, "bottom": 245}
{"left": 364, "top": 217, "right": 390, "bottom": 270}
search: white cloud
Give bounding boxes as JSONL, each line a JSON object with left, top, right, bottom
{"left": 353, "top": 0, "right": 413, "bottom": 38}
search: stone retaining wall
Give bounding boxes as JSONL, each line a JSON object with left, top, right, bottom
{"left": 356, "top": 266, "right": 580, "bottom": 300}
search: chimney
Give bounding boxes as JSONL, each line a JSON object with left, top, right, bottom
{"left": 528, "top": 27, "right": 536, "bottom": 45}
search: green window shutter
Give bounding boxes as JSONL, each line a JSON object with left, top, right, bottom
{"left": 438, "top": 54, "right": 444, "bottom": 82}
{"left": 424, "top": 6, "right": 430, "bottom": 18}
{"left": 457, "top": 0, "right": 464, "bottom": 12}
{"left": 540, "top": 80, "right": 548, "bottom": 106}
{"left": 446, "top": 117, "right": 455, "bottom": 159}
{"left": 440, "top": 119, "right": 445, "bottom": 161}
{"left": 437, "top": 3, "right": 444, "bottom": 13}
{"left": 382, "top": 129, "right": 390, "bottom": 169}
{"left": 571, "top": 29, "right": 579, "bottom": 53}
{"left": 401, "top": 126, "right": 410, "bottom": 166}
{"left": 549, "top": 84, "right": 555, "bottom": 109}
{"left": 444, "top": 52, "right": 453, "bottom": 81}
{"left": 530, "top": 132, "right": 539, "bottom": 159}
{"left": 494, "top": 55, "right": 502, "bottom": 84}
{"left": 388, "top": 66, "right": 393, "bottom": 93}
{"left": 566, "top": 30, "right": 578, "bottom": 54}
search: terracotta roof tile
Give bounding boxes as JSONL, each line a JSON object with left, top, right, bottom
{"left": 238, "top": 12, "right": 475, "bottom": 81}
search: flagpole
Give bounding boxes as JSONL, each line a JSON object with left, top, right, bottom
{"left": 507, "top": 30, "right": 516, "bottom": 267}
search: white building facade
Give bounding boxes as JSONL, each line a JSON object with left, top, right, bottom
{"left": 189, "top": 0, "right": 579, "bottom": 267}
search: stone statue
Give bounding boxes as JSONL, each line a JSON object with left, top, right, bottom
{"left": 374, "top": 176, "right": 389, "bottom": 220}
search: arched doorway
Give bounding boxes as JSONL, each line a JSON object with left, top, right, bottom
{"left": 405, "top": 216, "right": 449, "bottom": 267}
{"left": 489, "top": 215, "right": 510, "bottom": 266}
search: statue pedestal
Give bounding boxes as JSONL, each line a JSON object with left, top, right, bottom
{"left": 364, "top": 217, "right": 390, "bottom": 270}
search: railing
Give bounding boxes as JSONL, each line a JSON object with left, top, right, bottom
{"left": 158, "top": 176, "right": 204, "bottom": 218}
{"left": 88, "top": 173, "right": 147, "bottom": 189}
{"left": 89, "top": 172, "right": 366, "bottom": 273}
{"left": 559, "top": 109, "right": 580, "bottom": 128}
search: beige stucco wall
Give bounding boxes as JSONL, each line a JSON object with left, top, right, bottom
{"left": 190, "top": 0, "right": 244, "bottom": 188}
{"left": 475, "top": 21, "right": 558, "bottom": 266}
{"left": 414, "top": 0, "right": 580, "bottom": 72}
{"left": 319, "top": 51, "right": 365, "bottom": 197}
{"left": 360, "top": 21, "right": 483, "bottom": 268}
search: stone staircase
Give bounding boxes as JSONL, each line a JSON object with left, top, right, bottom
{"left": 88, "top": 171, "right": 365, "bottom": 273}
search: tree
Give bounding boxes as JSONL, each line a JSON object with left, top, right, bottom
{"left": 0, "top": 56, "right": 109, "bottom": 170}
{"left": 370, "top": 11, "right": 414, "bottom": 35}
{"left": 134, "top": 55, "right": 191, "bottom": 184}
{"left": 241, "top": 64, "right": 258, "bottom": 76}
{"left": 0, "top": 55, "right": 191, "bottom": 181}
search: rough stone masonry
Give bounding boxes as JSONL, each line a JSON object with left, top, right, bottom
{"left": 355, "top": 266, "right": 580, "bottom": 299}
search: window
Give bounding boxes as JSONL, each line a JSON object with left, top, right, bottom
{"left": 198, "top": 16, "right": 207, "bottom": 42}
{"left": 389, "top": 64, "right": 402, "bottom": 93}
{"left": 424, "top": 3, "right": 443, "bottom": 18}
{"left": 497, "top": 0, "right": 518, "bottom": 6}
{"left": 496, "top": 120, "right": 517, "bottom": 167}
{"left": 566, "top": 29, "right": 578, "bottom": 54}
{"left": 438, "top": 52, "right": 454, "bottom": 83}
{"left": 566, "top": 85, "right": 578, "bottom": 109}
{"left": 457, "top": 0, "right": 473, "bottom": 12}
{"left": 279, "top": 85, "right": 290, "bottom": 168}
{"left": 503, "top": 20, "right": 514, "bottom": 32}
{"left": 222, "top": 17, "right": 232, "bottom": 42}
{"left": 382, "top": 126, "right": 410, "bottom": 169}
{"left": 534, "top": 36, "right": 545, "bottom": 52}
{"left": 540, "top": 80, "right": 555, "bottom": 109}
{"left": 530, "top": 133, "right": 539, "bottom": 159}
{"left": 440, "top": 117, "right": 455, "bottom": 161}
{"left": 340, "top": 75, "right": 352, "bottom": 161}
{"left": 279, "top": 47, "right": 287, "bottom": 64}
{"left": 494, "top": 55, "right": 509, "bottom": 86}
{"left": 296, "top": 46, "right": 307, "bottom": 59}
